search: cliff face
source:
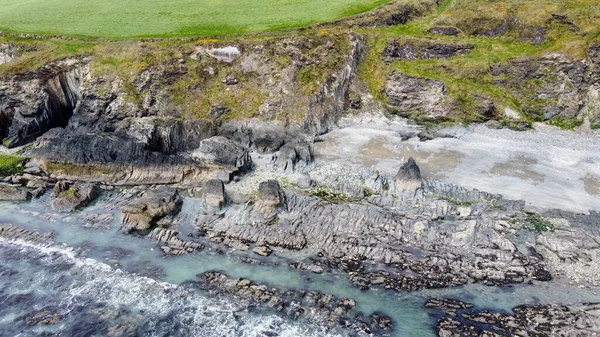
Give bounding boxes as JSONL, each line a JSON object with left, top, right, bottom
{"left": 0, "top": 32, "right": 363, "bottom": 184}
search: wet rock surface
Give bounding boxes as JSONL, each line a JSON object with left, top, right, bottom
{"left": 429, "top": 299, "right": 600, "bottom": 337}
{"left": 197, "top": 271, "right": 393, "bottom": 335}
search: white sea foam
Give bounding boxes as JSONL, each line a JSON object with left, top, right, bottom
{"left": 0, "top": 238, "right": 344, "bottom": 337}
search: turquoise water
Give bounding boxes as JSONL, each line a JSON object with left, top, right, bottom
{"left": 1, "top": 195, "right": 599, "bottom": 337}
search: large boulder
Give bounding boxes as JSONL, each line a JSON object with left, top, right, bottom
{"left": 395, "top": 157, "right": 423, "bottom": 191}
{"left": 385, "top": 71, "right": 448, "bottom": 119}
{"left": 51, "top": 182, "right": 98, "bottom": 212}
{"left": 121, "top": 188, "right": 183, "bottom": 230}
{"left": 192, "top": 136, "right": 252, "bottom": 180}
{"left": 254, "top": 180, "right": 286, "bottom": 220}
{"left": 0, "top": 184, "right": 31, "bottom": 201}
{"left": 202, "top": 179, "right": 227, "bottom": 214}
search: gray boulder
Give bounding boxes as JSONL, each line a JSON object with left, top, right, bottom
{"left": 385, "top": 71, "right": 448, "bottom": 118}
{"left": 0, "top": 184, "right": 31, "bottom": 201}
{"left": 202, "top": 179, "right": 227, "bottom": 213}
{"left": 193, "top": 136, "right": 252, "bottom": 179}
{"left": 121, "top": 188, "right": 183, "bottom": 230}
{"left": 254, "top": 180, "right": 286, "bottom": 219}
{"left": 395, "top": 157, "right": 423, "bottom": 191}
{"left": 51, "top": 182, "right": 98, "bottom": 212}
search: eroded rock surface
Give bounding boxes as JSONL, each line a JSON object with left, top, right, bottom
{"left": 121, "top": 188, "right": 183, "bottom": 231}
{"left": 0, "top": 184, "right": 31, "bottom": 201}
{"left": 430, "top": 300, "right": 600, "bottom": 337}
{"left": 51, "top": 182, "right": 98, "bottom": 212}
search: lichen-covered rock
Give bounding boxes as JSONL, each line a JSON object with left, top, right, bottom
{"left": 121, "top": 188, "right": 183, "bottom": 230}
{"left": 51, "top": 182, "right": 98, "bottom": 212}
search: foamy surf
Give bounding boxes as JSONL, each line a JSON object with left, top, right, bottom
{"left": 0, "top": 238, "right": 345, "bottom": 337}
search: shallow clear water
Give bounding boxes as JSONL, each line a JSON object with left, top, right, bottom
{"left": 1, "top": 194, "right": 600, "bottom": 337}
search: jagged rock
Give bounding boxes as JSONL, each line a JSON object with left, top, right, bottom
{"left": 425, "top": 298, "right": 474, "bottom": 316}
{"left": 197, "top": 271, "right": 384, "bottom": 333}
{"left": 433, "top": 302, "right": 600, "bottom": 337}
{"left": 31, "top": 187, "right": 45, "bottom": 198}
{"left": 382, "top": 39, "right": 472, "bottom": 63}
{"left": 26, "top": 309, "right": 65, "bottom": 326}
{"left": 428, "top": 26, "right": 461, "bottom": 36}
{"left": 252, "top": 245, "right": 273, "bottom": 257}
{"left": 51, "top": 182, "right": 98, "bottom": 212}
{"left": 385, "top": 71, "right": 448, "bottom": 118}
{"left": 275, "top": 142, "right": 314, "bottom": 173}
{"left": 290, "top": 173, "right": 314, "bottom": 189}
{"left": 52, "top": 181, "right": 68, "bottom": 196}
{"left": 395, "top": 157, "right": 423, "bottom": 191}
{"left": 202, "top": 179, "right": 227, "bottom": 213}
{"left": 193, "top": 136, "right": 252, "bottom": 180}
{"left": 254, "top": 180, "right": 286, "bottom": 219}
{"left": 0, "top": 184, "right": 31, "bottom": 201}
{"left": 148, "top": 228, "right": 204, "bottom": 255}
{"left": 0, "top": 225, "right": 54, "bottom": 244}
{"left": 121, "top": 188, "right": 183, "bottom": 230}
{"left": 252, "top": 123, "right": 287, "bottom": 153}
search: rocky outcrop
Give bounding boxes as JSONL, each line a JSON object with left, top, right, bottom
{"left": 385, "top": 71, "right": 448, "bottom": 118}
{"left": 0, "top": 43, "right": 16, "bottom": 65}
{"left": 382, "top": 38, "right": 472, "bottom": 63}
{"left": 254, "top": 180, "right": 287, "bottom": 220}
{"left": 204, "top": 174, "right": 550, "bottom": 291}
{"left": 202, "top": 179, "right": 227, "bottom": 214}
{"left": 0, "top": 58, "right": 88, "bottom": 147}
{"left": 491, "top": 54, "right": 589, "bottom": 121}
{"left": 121, "top": 188, "right": 183, "bottom": 230}
{"left": 148, "top": 228, "right": 204, "bottom": 255}
{"left": 197, "top": 271, "right": 392, "bottom": 335}
{"left": 0, "top": 184, "right": 31, "bottom": 201}
{"left": 51, "top": 182, "right": 98, "bottom": 212}
{"left": 394, "top": 157, "right": 422, "bottom": 191}
{"left": 0, "top": 225, "right": 53, "bottom": 245}
{"left": 430, "top": 300, "right": 600, "bottom": 337}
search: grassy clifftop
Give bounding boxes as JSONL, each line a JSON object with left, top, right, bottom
{"left": 0, "top": 0, "right": 598, "bottom": 130}
{"left": 0, "top": 0, "right": 388, "bottom": 38}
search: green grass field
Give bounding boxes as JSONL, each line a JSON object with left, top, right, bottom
{"left": 0, "top": 0, "right": 388, "bottom": 38}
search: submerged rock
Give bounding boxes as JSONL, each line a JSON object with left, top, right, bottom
{"left": 432, "top": 301, "right": 600, "bottom": 337}
{"left": 121, "top": 188, "right": 183, "bottom": 230}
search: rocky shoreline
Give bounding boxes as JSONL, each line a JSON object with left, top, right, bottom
{"left": 1, "top": 117, "right": 600, "bottom": 336}
{"left": 1, "top": 0, "right": 600, "bottom": 333}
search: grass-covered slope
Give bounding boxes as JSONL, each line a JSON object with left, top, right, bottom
{"left": 355, "top": 0, "right": 600, "bottom": 128}
{"left": 0, "top": 0, "right": 388, "bottom": 38}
